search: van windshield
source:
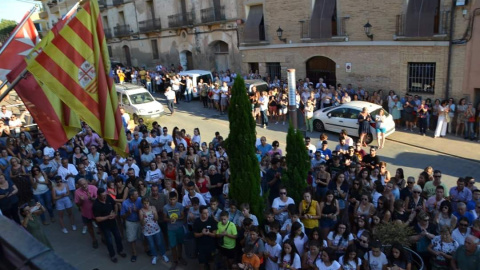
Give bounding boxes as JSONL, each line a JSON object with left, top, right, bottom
{"left": 128, "top": 93, "right": 155, "bottom": 105}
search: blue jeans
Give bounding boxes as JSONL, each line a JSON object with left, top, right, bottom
{"left": 185, "top": 88, "right": 192, "bottom": 102}
{"left": 145, "top": 231, "right": 167, "bottom": 257}
{"left": 101, "top": 225, "right": 124, "bottom": 258}
{"left": 260, "top": 110, "right": 268, "bottom": 126}
{"left": 167, "top": 100, "right": 175, "bottom": 114}
{"left": 465, "top": 121, "right": 475, "bottom": 139}
{"left": 34, "top": 190, "right": 54, "bottom": 222}
{"left": 147, "top": 82, "right": 153, "bottom": 93}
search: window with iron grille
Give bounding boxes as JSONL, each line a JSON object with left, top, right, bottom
{"left": 151, "top": 40, "right": 159, "bottom": 59}
{"left": 266, "top": 62, "right": 281, "bottom": 80}
{"left": 407, "top": 62, "right": 436, "bottom": 93}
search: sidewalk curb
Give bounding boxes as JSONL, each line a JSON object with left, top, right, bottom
{"left": 386, "top": 136, "right": 480, "bottom": 164}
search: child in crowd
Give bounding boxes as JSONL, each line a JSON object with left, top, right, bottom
{"left": 239, "top": 203, "right": 259, "bottom": 226}
{"left": 281, "top": 205, "right": 305, "bottom": 236}
{"left": 208, "top": 197, "right": 222, "bottom": 221}
{"left": 237, "top": 245, "right": 261, "bottom": 270}
{"left": 264, "top": 232, "right": 282, "bottom": 270}
{"left": 278, "top": 239, "right": 301, "bottom": 270}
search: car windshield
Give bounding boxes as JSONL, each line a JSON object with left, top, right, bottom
{"left": 370, "top": 108, "right": 389, "bottom": 118}
{"left": 128, "top": 93, "right": 155, "bottom": 105}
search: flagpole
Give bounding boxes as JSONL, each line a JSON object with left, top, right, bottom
{"left": 0, "top": 69, "right": 27, "bottom": 102}
{"left": 0, "top": 6, "right": 37, "bottom": 56}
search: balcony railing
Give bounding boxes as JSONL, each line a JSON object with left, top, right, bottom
{"left": 113, "top": 24, "right": 131, "bottom": 37}
{"left": 168, "top": 12, "right": 195, "bottom": 28}
{"left": 139, "top": 18, "right": 162, "bottom": 33}
{"left": 396, "top": 10, "right": 450, "bottom": 36}
{"left": 300, "top": 17, "right": 348, "bottom": 40}
{"left": 200, "top": 6, "right": 226, "bottom": 23}
{"left": 112, "top": 0, "right": 125, "bottom": 6}
{"left": 98, "top": 0, "right": 106, "bottom": 9}
{"left": 104, "top": 28, "right": 112, "bottom": 39}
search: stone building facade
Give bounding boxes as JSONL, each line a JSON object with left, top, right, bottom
{"left": 236, "top": 0, "right": 479, "bottom": 102}
{"left": 101, "top": 0, "right": 242, "bottom": 73}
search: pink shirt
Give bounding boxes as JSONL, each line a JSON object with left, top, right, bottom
{"left": 84, "top": 133, "right": 100, "bottom": 147}
{"left": 74, "top": 185, "right": 98, "bottom": 219}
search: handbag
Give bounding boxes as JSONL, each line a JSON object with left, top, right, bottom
{"left": 445, "top": 112, "right": 451, "bottom": 123}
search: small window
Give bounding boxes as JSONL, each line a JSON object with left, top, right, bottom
{"left": 330, "top": 108, "right": 348, "bottom": 118}
{"left": 266, "top": 62, "right": 281, "bottom": 79}
{"left": 122, "top": 94, "right": 130, "bottom": 105}
{"left": 107, "top": 46, "right": 113, "bottom": 58}
{"left": 407, "top": 62, "right": 436, "bottom": 93}
{"left": 151, "top": 40, "right": 159, "bottom": 59}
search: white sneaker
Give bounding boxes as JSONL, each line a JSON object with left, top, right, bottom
{"left": 82, "top": 226, "right": 87, "bottom": 234}
{"left": 151, "top": 256, "right": 157, "bottom": 265}
{"left": 62, "top": 228, "right": 68, "bottom": 234}
{"left": 93, "top": 222, "right": 98, "bottom": 228}
{"left": 162, "top": 255, "right": 170, "bottom": 263}
{"left": 72, "top": 225, "right": 77, "bottom": 231}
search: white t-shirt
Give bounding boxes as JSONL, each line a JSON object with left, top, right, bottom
{"left": 316, "top": 260, "right": 341, "bottom": 270}
{"left": 145, "top": 169, "right": 164, "bottom": 185}
{"left": 147, "top": 136, "right": 161, "bottom": 155}
{"left": 327, "top": 232, "right": 354, "bottom": 251}
{"left": 272, "top": 197, "right": 295, "bottom": 224}
{"left": 283, "top": 234, "right": 308, "bottom": 256}
{"left": 165, "top": 90, "right": 176, "bottom": 100}
{"left": 278, "top": 253, "right": 301, "bottom": 270}
{"left": 265, "top": 243, "right": 282, "bottom": 270}
{"left": 259, "top": 96, "right": 268, "bottom": 111}
{"left": 220, "top": 86, "right": 228, "bottom": 98}
{"left": 159, "top": 134, "right": 173, "bottom": 153}
{"left": 363, "top": 251, "right": 388, "bottom": 270}
{"left": 339, "top": 256, "right": 362, "bottom": 270}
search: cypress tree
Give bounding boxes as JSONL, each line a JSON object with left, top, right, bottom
{"left": 281, "top": 123, "right": 309, "bottom": 202}
{"left": 225, "top": 76, "right": 263, "bottom": 217}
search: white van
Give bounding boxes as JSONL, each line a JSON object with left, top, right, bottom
{"left": 115, "top": 83, "right": 164, "bottom": 123}
{"left": 178, "top": 70, "right": 213, "bottom": 98}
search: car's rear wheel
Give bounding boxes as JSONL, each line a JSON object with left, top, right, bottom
{"left": 365, "top": 133, "right": 373, "bottom": 145}
{"left": 313, "top": 120, "right": 325, "bottom": 132}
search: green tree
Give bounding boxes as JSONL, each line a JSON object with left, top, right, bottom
{"left": 0, "top": 19, "right": 17, "bottom": 37}
{"left": 225, "top": 76, "right": 263, "bottom": 218}
{"left": 281, "top": 123, "right": 309, "bottom": 202}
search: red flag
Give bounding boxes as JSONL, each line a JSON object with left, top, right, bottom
{"left": 0, "top": 12, "right": 39, "bottom": 81}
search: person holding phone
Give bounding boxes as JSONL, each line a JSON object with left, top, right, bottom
{"left": 193, "top": 205, "right": 218, "bottom": 270}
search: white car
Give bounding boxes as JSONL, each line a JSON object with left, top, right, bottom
{"left": 312, "top": 101, "right": 395, "bottom": 144}
{"left": 116, "top": 83, "right": 165, "bottom": 123}
{"left": 178, "top": 70, "right": 213, "bottom": 98}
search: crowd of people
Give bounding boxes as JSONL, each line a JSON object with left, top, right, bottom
{"left": 112, "top": 64, "right": 480, "bottom": 142}
{"left": 0, "top": 109, "right": 479, "bottom": 270}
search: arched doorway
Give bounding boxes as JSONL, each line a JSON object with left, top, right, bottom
{"left": 212, "top": 41, "right": 229, "bottom": 72}
{"left": 123, "top": 45, "right": 132, "bottom": 67}
{"left": 179, "top": 50, "right": 193, "bottom": 71}
{"left": 306, "top": 56, "right": 336, "bottom": 87}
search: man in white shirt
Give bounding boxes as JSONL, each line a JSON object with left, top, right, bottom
{"left": 0, "top": 105, "right": 12, "bottom": 124}
{"left": 147, "top": 130, "right": 161, "bottom": 155}
{"left": 57, "top": 158, "right": 78, "bottom": 194}
{"left": 259, "top": 91, "right": 269, "bottom": 128}
{"left": 8, "top": 115, "right": 22, "bottom": 134}
{"left": 185, "top": 76, "right": 193, "bottom": 103}
{"left": 182, "top": 181, "right": 207, "bottom": 209}
{"left": 122, "top": 157, "right": 140, "bottom": 177}
{"left": 452, "top": 217, "right": 471, "bottom": 245}
{"left": 305, "top": 137, "right": 316, "bottom": 158}
{"left": 159, "top": 127, "right": 173, "bottom": 156}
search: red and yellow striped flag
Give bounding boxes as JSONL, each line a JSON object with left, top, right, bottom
{"left": 27, "top": 0, "right": 127, "bottom": 154}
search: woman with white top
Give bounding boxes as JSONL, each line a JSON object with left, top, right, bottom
{"left": 316, "top": 247, "right": 341, "bottom": 270}
{"left": 31, "top": 165, "right": 54, "bottom": 224}
{"left": 338, "top": 244, "right": 362, "bottom": 270}
{"left": 434, "top": 100, "right": 449, "bottom": 138}
{"left": 145, "top": 161, "right": 163, "bottom": 187}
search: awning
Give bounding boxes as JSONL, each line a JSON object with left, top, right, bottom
{"left": 310, "top": 0, "right": 336, "bottom": 39}
{"left": 405, "top": 0, "right": 439, "bottom": 37}
{"left": 244, "top": 5, "right": 264, "bottom": 42}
